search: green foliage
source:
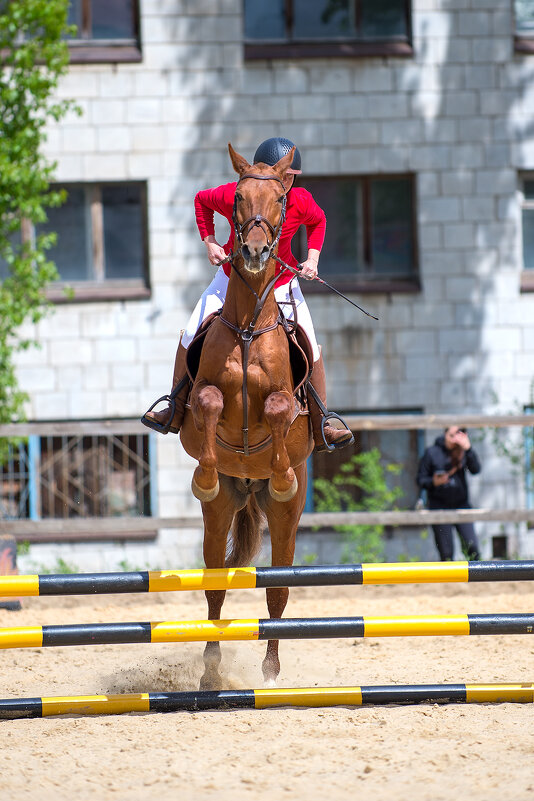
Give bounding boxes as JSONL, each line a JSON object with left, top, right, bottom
{"left": 16, "top": 539, "right": 30, "bottom": 556}
{"left": 0, "top": 0, "right": 77, "bottom": 459}
{"left": 313, "top": 448, "right": 404, "bottom": 563}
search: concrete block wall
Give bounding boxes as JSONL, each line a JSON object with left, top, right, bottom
{"left": 11, "top": 0, "right": 534, "bottom": 563}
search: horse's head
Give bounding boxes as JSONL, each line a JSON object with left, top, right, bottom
{"left": 228, "top": 142, "right": 295, "bottom": 274}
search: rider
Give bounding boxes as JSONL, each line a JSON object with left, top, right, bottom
{"left": 142, "top": 136, "right": 352, "bottom": 452}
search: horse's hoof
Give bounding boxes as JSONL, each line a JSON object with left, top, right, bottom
{"left": 200, "top": 671, "right": 223, "bottom": 691}
{"left": 268, "top": 475, "right": 298, "bottom": 502}
{"left": 191, "top": 476, "right": 220, "bottom": 502}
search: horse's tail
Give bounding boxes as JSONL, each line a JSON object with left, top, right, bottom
{"left": 226, "top": 494, "right": 265, "bottom": 568}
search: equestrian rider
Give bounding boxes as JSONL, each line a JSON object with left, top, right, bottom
{"left": 142, "top": 136, "right": 352, "bottom": 452}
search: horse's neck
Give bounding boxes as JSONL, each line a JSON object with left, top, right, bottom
{"left": 223, "top": 259, "right": 279, "bottom": 330}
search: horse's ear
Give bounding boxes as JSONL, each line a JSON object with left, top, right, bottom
{"left": 273, "top": 146, "right": 296, "bottom": 179}
{"left": 228, "top": 143, "right": 251, "bottom": 176}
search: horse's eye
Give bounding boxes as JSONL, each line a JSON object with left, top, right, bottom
{"left": 235, "top": 192, "right": 243, "bottom": 202}
{"left": 277, "top": 195, "right": 284, "bottom": 203}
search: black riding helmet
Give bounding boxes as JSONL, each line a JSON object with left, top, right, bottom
{"left": 253, "top": 137, "right": 302, "bottom": 174}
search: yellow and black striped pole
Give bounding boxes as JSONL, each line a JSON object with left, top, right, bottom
{"left": 0, "top": 683, "right": 532, "bottom": 719}
{"left": 1, "top": 613, "right": 534, "bottom": 649}
{"left": 1, "top": 560, "right": 534, "bottom": 598}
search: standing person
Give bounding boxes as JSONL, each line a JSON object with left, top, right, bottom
{"left": 416, "top": 426, "right": 481, "bottom": 561}
{"left": 142, "top": 136, "right": 352, "bottom": 453}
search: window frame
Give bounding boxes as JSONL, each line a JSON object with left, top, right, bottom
{"left": 519, "top": 174, "right": 534, "bottom": 293}
{"left": 43, "top": 180, "right": 151, "bottom": 304}
{"left": 243, "top": 0, "right": 413, "bottom": 61}
{"left": 525, "top": 407, "right": 534, "bottom": 520}
{"left": 67, "top": 0, "right": 142, "bottom": 64}
{"left": 297, "top": 172, "right": 420, "bottom": 294}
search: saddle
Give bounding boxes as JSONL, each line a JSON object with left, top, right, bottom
{"left": 185, "top": 311, "right": 313, "bottom": 409}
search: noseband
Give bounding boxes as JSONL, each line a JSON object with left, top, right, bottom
{"left": 232, "top": 173, "right": 287, "bottom": 260}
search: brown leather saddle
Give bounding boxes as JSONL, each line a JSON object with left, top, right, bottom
{"left": 185, "top": 311, "right": 313, "bottom": 411}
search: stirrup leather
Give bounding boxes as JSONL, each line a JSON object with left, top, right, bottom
{"left": 306, "top": 381, "right": 355, "bottom": 452}
{"left": 141, "top": 375, "right": 190, "bottom": 435}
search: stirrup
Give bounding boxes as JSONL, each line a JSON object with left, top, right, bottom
{"left": 141, "top": 375, "right": 190, "bottom": 435}
{"left": 318, "top": 412, "right": 355, "bottom": 452}
{"left": 141, "top": 394, "right": 177, "bottom": 435}
{"left": 306, "top": 381, "right": 355, "bottom": 453}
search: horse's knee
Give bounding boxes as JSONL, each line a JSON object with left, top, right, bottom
{"left": 264, "top": 392, "right": 292, "bottom": 430}
{"left": 196, "top": 385, "right": 224, "bottom": 422}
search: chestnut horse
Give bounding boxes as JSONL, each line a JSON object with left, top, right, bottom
{"left": 179, "top": 144, "right": 313, "bottom": 688}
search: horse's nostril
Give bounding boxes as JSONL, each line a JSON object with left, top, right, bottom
{"left": 242, "top": 245, "right": 250, "bottom": 260}
{"left": 261, "top": 245, "right": 269, "bottom": 255}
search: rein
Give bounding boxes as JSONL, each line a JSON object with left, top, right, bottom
{"left": 218, "top": 172, "right": 290, "bottom": 457}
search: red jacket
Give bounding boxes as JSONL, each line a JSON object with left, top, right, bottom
{"left": 194, "top": 182, "right": 326, "bottom": 288}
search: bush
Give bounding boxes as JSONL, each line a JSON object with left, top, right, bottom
{"left": 313, "top": 448, "right": 403, "bottom": 563}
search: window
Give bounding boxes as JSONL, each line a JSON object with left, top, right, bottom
{"left": 520, "top": 175, "right": 534, "bottom": 291}
{"left": 66, "top": 0, "right": 141, "bottom": 63}
{"left": 0, "top": 433, "right": 153, "bottom": 530}
{"left": 41, "top": 182, "right": 149, "bottom": 302}
{"left": 296, "top": 175, "right": 418, "bottom": 290}
{"left": 244, "top": 0, "right": 412, "bottom": 59}
{"left": 310, "top": 422, "right": 423, "bottom": 512}
{"left": 515, "top": 0, "right": 534, "bottom": 53}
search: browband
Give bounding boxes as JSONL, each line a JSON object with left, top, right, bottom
{"left": 237, "top": 173, "right": 286, "bottom": 190}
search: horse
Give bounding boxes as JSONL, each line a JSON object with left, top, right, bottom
{"left": 179, "top": 143, "right": 314, "bottom": 688}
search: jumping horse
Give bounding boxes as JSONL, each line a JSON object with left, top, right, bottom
{"left": 179, "top": 143, "right": 314, "bottom": 688}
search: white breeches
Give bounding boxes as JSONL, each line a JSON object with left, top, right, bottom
{"left": 182, "top": 266, "right": 320, "bottom": 361}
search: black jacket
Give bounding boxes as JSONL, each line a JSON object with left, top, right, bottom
{"left": 416, "top": 435, "right": 481, "bottom": 509}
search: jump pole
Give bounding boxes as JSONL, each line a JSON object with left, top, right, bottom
{"left": 2, "top": 613, "right": 534, "bottom": 649}
{"left": 1, "top": 683, "right": 533, "bottom": 719}
{"left": 1, "top": 559, "right": 534, "bottom": 597}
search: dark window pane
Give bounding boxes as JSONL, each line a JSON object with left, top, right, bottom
{"left": 370, "top": 178, "right": 413, "bottom": 276}
{"left": 524, "top": 179, "right": 534, "bottom": 200}
{"left": 92, "top": 0, "right": 135, "bottom": 39}
{"left": 40, "top": 187, "right": 91, "bottom": 281}
{"left": 523, "top": 208, "right": 534, "bottom": 270}
{"left": 244, "top": 0, "right": 286, "bottom": 39}
{"left": 299, "top": 178, "right": 362, "bottom": 278}
{"left": 516, "top": 0, "right": 534, "bottom": 34}
{"left": 0, "top": 228, "right": 22, "bottom": 281}
{"left": 293, "top": 0, "right": 353, "bottom": 40}
{"left": 102, "top": 184, "right": 144, "bottom": 280}
{"left": 67, "top": 0, "right": 82, "bottom": 34}
{"left": 361, "top": 0, "right": 408, "bottom": 38}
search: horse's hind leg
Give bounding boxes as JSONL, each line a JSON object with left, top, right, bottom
{"left": 264, "top": 391, "right": 298, "bottom": 502}
{"left": 191, "top": 384, "right": 224, "bottom": 502}
{"left": 260, "top": 461, "right": 307, "bottom": 686}
{"left": 199, "top": 478, "right": 236, "bottom": 690}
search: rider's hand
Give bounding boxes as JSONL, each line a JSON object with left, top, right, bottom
{"left": 203, "top": 235, "right": 227, "bottom": 266}
{"left": 299, "top": 257, "right": 319, "bottom": 280}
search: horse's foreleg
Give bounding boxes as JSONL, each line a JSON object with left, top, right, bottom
{"left": 191, "top": 385, "right": 224, "bottom": 502}
{"left": 261, "top": 461, "right": 306, "bottom": 685}
{"left": 264, "top": 391, "right": 297, "bottom": 502}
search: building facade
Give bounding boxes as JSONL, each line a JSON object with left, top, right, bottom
{"left": 5, "top": 0, "right": 534, "bottom": 569}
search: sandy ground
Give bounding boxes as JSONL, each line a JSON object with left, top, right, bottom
{"left": 1, "top": 579, "right": 533, "bottom": 801}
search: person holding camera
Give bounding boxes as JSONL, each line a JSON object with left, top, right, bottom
{"left": 416, "top": 426, "right": 481, "bottom": 561}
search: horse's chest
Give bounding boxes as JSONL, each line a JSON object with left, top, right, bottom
{"left": 222, "top": 354, "right": 275, "bottom": 398}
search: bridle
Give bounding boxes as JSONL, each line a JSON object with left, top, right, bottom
{"left": 218, "top": 171, "right": 292, "bottom": 457}
{"left": 231, "top": 172, "right": 287, "bottom": 262}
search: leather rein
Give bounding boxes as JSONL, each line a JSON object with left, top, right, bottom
{"left": 218, "top": 172, "right": 291, "bottom": 457}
